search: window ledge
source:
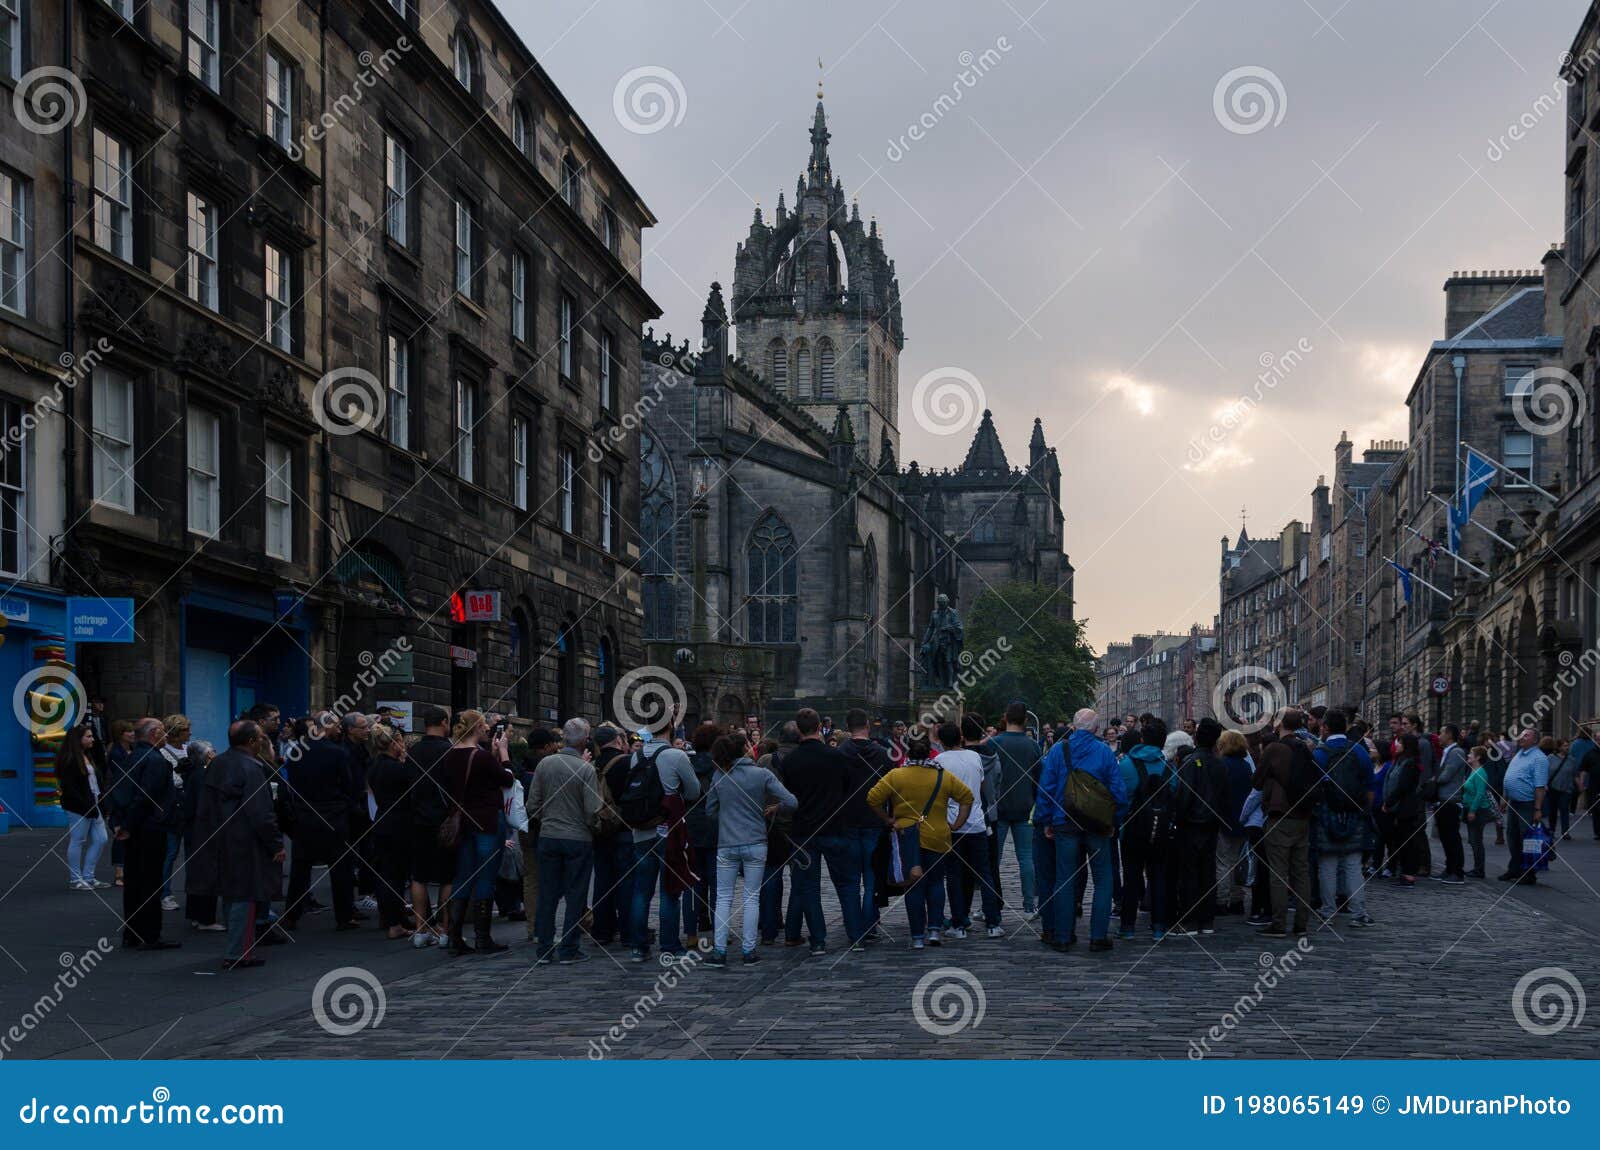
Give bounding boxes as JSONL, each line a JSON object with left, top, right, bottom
{"left": 454, "top": 293, "right": 487, "bottom": 321}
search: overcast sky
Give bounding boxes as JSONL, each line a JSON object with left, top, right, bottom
{"left": 510, "top": 0, "right": 1587, "bottom": 651}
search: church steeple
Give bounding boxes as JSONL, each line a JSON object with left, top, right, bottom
{"left": 809, "top": 98, "right": 831, "bottom": 185}
{"left": 961, "top": 410, "right": 1009, "bottom": 473}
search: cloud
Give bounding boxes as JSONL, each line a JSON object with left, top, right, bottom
{"left": 1100, "top": 374, "right": 1163, "bottom": 417}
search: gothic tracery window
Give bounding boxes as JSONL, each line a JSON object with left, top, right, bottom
{"left": 746, "top": 511, "right": 797, "bottom": 643}
{"left": 767, "top": 338, "right": 788, "bottom": 397}
{"left": 640, "top": 430, "right": 676, "bottom": 639}
{"left": 817, "top": 339, "right": 835, "bottom": 399}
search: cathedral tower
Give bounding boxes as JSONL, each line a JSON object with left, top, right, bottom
{"left": 732, "top": 91, "right": 906, "bottom": 461}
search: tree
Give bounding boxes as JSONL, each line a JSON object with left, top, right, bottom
{"left": 958, "top": 581, "right": 1098, "bottom": 722}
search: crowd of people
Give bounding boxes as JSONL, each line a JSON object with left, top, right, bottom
{"left": 49, "top": 692, "right": 1598, "bottom": 969}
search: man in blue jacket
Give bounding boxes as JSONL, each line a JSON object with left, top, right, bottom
{"left": 1036, "top": 708, "right": 1129, "bottom": 952}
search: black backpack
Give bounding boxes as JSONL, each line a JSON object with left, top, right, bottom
{"left": 1282, "top": 738, "right": 1321, "bottom": 814}
{"left": 1321, "top": 741, "right": 1368, "bottom": 813}
{"left": 617, "top": 746, "right": 668, "bottom": 829}
{"left": 1126, "top": 756, "right": 1174, "bottom": 846}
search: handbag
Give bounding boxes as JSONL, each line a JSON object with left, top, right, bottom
{"left": 438, "top": 752, "right": 473, "bottom": 849}
{"left": 888, "top": 766, "right": 945, "bottom": 887}
{"left": 1064, "top": 760, "right": 1115, "bottom": 834}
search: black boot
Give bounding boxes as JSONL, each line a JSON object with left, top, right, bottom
{"left": 473, "top": 900, "right": 508, "bottom": 953}
{"left": 446, "top": 901, "right": 473, "bottom": 956}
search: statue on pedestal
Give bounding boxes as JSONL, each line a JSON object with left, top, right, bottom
{"left": 918, "top": 592, "right": 964, "bottom": 690}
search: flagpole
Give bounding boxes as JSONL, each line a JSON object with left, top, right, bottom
{"left": 1403, "top": 523, "right": 1489, "bottom": 578}
{"left": 1460, "top": 443, "right": 1557, "bottom": 503}
{"left": 1430, "top": 492, "right": 1517, "bottom": 552}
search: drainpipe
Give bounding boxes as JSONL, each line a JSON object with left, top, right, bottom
{"left": 1452, "top": 354, "right": 1466, "bottom": 503}
{"left": 60, "top": 0, "right": 77, "bottom": 555}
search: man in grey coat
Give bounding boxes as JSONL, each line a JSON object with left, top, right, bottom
{"left": 187, "top": 721, "right": 284, "bottom": 969}
{"left": 528, "top": 718, "right": 605, "bottom": 964}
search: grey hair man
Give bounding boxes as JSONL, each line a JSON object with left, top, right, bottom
{"left": 1073, "top": 707, "right": 1100, "bottom": 732}
{"left": 527, "top": 714, "right": 605, "bottom": 964}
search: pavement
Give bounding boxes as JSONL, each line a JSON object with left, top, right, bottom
{"left": 3, "top": 821, "right": 1599, "bottom": 1060}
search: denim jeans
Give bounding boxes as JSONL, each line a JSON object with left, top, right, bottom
{"left": 450, "top": 831, "right": 502, "bottom": 902}
{"left": 1033, "top": 822, "right": 1058, "bottom": 940}
{"left": 714, "top": 842, "right": 766, "bottom": 954}
{"left": 1054, "top": 827, "right": 1112, "bottom": 942}
{"left": 535, "top": 836, "right": 594, "bottom": 958}
{"left": 787, "top": 835, "right": 841, "bottom": 946}
{"left": 629, "top": 836, "right": 686, "bottom": 954}
{"left": 841, "top": 826, "right": 882, "bottom": 938}
{"left": 902, "top": 848, "right": 948, "bottom": 941}
{"left": 1216, "top": 833, "right": 1246, "bottom": 907}
{"left": 996, "top": 819, "right": 1037, "bottom": 912}
{"left": 222, "top": 898, "right": 257, "bottom": 961}
{"left": 1119, "top": 831, "right": 1168, "bottom": 934}
{"left": 66, "top": 813, "right": 107, "bottom": 885}
{"left": 589, "top": 835, "right": 635, "bottom": 942}
{"left": 1316, "top": 849, "right": 1364, "bottom": 918}
{"left": 820, "top": 834, "right": 864, "bottom": 943}
{"left": 946, "top": 831, "right": 1001, "bottom": 928}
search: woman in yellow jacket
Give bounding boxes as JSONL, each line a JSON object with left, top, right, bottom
{"left": 866, "top": 735, "right": 973, "bottom": 949}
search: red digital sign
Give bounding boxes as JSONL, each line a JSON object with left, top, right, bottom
{"left": 449, "top": 590, "right": 501, "bottom": 623}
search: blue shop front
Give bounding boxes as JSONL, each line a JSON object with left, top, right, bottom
{"left": 0, "top": 588, "right": 102, "bottom": 832}
{"left": 181, "top": 582, "right": 311, "bottom": 750}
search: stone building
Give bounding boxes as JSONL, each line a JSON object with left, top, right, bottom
{"left": 1326, "top": 435, "right": 1404, "bottom": 709}
{"left": 1094, "top": 625, "right": 1215, "bottom": 726}
{"left": 637, "top": 96, "right": 1073, "bottom": 725}
{"left": 0, "top": 0, "right": 656, "bottom": 794}
{"left": 1217, "top": 522, "right": 1304, "bottom": 725}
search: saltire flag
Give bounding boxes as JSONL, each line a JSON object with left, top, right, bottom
{"left": 1389, "top": 559, "right": 1414, "bottom": 604}
{"left": 1450, "top": 446, "right": 1496, "bottom": 550}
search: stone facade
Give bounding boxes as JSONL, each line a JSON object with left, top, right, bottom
{"left": 1094, "top": 625, "right": 1216, "bottom": 726}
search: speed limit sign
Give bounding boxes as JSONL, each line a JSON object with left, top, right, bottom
{"left": 1429, "top": 675, "right": 1451, "bottom": 697}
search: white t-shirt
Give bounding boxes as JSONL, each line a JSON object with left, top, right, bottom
{"left": 937, "top": 747, "right": 987, "bottom": 834}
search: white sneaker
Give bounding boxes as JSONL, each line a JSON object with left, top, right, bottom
{"left": 192, "top": 922, "right": 225, "bottom": 933}
{"left": 411, "top": 930, "right": 434, "bottom": 949}
{"left": 355, "top": 895, "right": 378, "bottom": 913}
{"left": 91, "top": 880, "right": 111, "bottom": 889}
{"left": 70, "top": 879, "right": 92, "bottom": 891}
{"left": 986, "top": 926, "right": 1004, "bottom": 939}
{"left": 160, "top": 896, "right": 179, "bottom": 911}
{"left": 927, "top": 928, "right": 942, "bottom": 946}
{"left": 947, "top": 926, "right": 968, "bottom": 940}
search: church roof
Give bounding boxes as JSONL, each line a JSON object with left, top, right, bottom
{"left": 961, "top": 410, "right": 1009, "bottom": 472}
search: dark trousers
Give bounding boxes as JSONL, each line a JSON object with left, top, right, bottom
{"left": 121, "top": 828, "right": 167, "bottom": 947}
{"left": 1119, "top": 831, "right": 1169, "bottom": 933}
{"left": 348, "top": 812, "right": 376, "bottom": 896}
{"left": 1506, "top": 799, "right": 1539, "bottom": 877}
{"left": 285, "top": 827, "right": 355, "bottom": 925}
{"left": 689, "top": 844, "right": 718, "bottom": 933}
{"left": 535, "top": 837, "right": 594, "bottom": 958}
{"left": 374, "top": 833, "right": 413, "bottom": 929}
{"left": 1246, "top": 826, "right": 1270, "bottom": 916}
{"left": 945, "top": 832, "right": 1001, "bottom": 928}
{"left": 902, "top": 848, "right": 947, "bottom": 939}
{"left": 1033, "top": 822, "right": 1058, "bottom": 940}
{"left": 1178, "top": 825, "right": 1219, "bottom": 929}
{"left": 1388, "top": 813, "right": 1424, "bottom": 878}
{"left": 758, "top": 848, "right": 785, "bottom": 941}
{"left": 182, "top": 829, "right": 217, "bottom": 925}
{"left": 1435, "top": 801, "right": 1465, "bottom": 878}
{"left": 589, "top": 834, "right": 635, "bottom": 942}
{"left": 1547, "top": 791, "right": 1572, "bottom": 838}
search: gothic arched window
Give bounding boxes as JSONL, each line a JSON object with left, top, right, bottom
{"left": 971, "top": 509, "right": 996, "bottom": 543}
{"left": 598, "top": 632, "right": 617, "bottom": 722}
{"left": 767, "top": 339, "right": 788, "bottom": 397}
{"left": 509, "top": 607, "right": 535, "bottom": 718}
{"left": 640, "top": 430, "right": 676, "bottom": 639}
{"left": 817, "top": 339, "right": 836, "bottom": 400}
{"left": 746, "top": 511, "right": 797, "bottom": 643}
{"left": 794, "top": 341, "right": 812, "bottom": 401}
